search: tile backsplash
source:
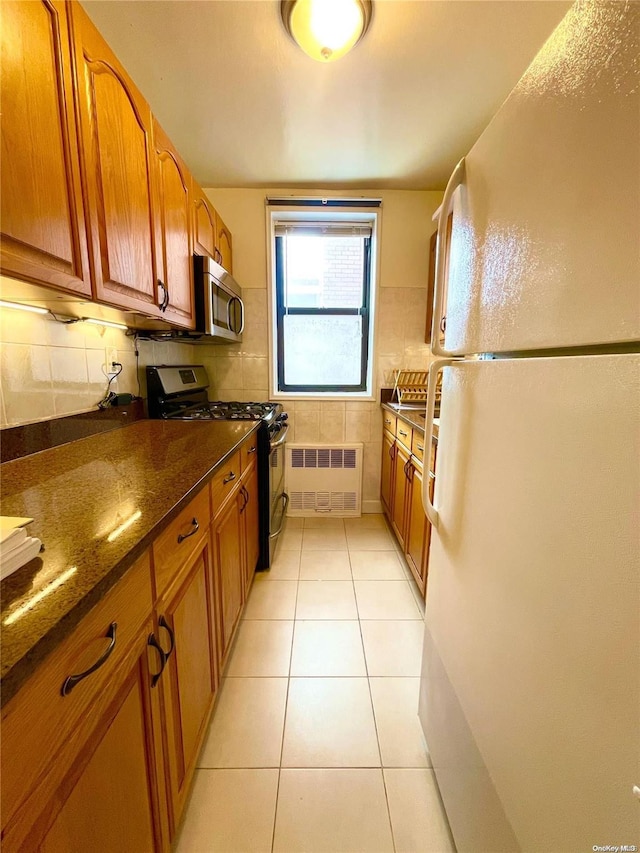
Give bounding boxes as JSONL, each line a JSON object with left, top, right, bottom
{"left": 0, "top": 307, "right": 202, "bottom": 428}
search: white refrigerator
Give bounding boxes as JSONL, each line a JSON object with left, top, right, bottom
{"left": 418, "top": 2, "right": 640, "bottom": 851}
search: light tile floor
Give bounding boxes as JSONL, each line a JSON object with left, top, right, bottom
{"left": 175, "top": 515, "right": 455, "bottom": 853}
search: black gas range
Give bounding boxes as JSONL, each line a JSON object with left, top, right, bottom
{"left": 146, "top": 365, "right": 288, "bottom": 569}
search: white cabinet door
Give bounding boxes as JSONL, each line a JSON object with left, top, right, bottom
{"left": 441, "top": 2, "right": 640, "bottom": 355}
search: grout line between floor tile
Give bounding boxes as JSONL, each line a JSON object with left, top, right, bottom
{"left": 350, "top": 538, "right": 398, "bottom": 853}
{"left": 270, "top": 571, "right": 299, "bottom": 853}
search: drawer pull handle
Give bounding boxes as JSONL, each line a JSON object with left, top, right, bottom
{"left": 223, "top": 472, "right": 236, "bottom": 485}
{"left": 416, "top": 443, "right": 424, "bottom": 452}
{"left": 177, "top": 517, "right": 199, "bottom": 543}
{"left": 399, "top": 430, "right": 408, "bottom": 437}
{"left": 247, "top": 446, "right": 256, "bottom": 454}
{"left": 148, "top": 632, "right": 167, "bottom": 688}
{"left": 158, "top": 615, "right": 175, "bottom": 658}
{"left": 61, "top": 622, "right": 117, "bottom": 696}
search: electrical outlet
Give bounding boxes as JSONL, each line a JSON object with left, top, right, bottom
{"left": 104, "top": 347, "right": 118, "bottom": 377}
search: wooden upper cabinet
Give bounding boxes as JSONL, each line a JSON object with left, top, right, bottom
{"left": 70, "top": 3, "right": 160, "bottom": 316}
{"left": 192, "top": 183, "right": 216, "bottom": 259}
{"left": 152, "top": 119, "right": 195, "bottom": 329}
{"left": 215, "top": 211, "right": 233, "bottom": 273}
{"left": 0, "top": 0, "right": 91, "bottom": 295}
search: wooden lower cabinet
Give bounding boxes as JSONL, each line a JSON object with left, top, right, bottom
{"left": 405, "top": 462, "right": 429, "bottom": 597}
{"left": 242, "top": 460, "right": 260, "bottom": 593}
{"left": 39, "top": 627, "right": 168, "bottom": 853}
{"left": 381, "top": 430, "right": 395, "bottom": 515}
{"left": 212, "top": 490, "right": 245, "bottom": 665}
{"left": 3, "top": 616, "right": 170, "bottom": 853}
{"left": 1, "top": 437, "right": 260, "bottom": 851}
{"left": 156, "top": 538, "right": 218, "bottom": 833}
{"left": 381, "top": 412, "right": 437, "bottom": 599}
{"left": 391, "top": 441, "right": 410, "bottom": 549}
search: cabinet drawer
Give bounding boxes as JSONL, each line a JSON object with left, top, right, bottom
{"left": 211, "top": 450, "right": 242, "bottom": 515}
{"left": 396, "top": 422, "right": 413, "bottom": 451}
{"left": 412, "top": 432, "right": 426, "bottom": 462}
{"left": 153, "top": 487, "right": 210, "bottom": 597}
{"left": 382, "top": 412, "right": 397, "bottom": 435}
{"left": 240, "top": 435, "right": 259, "bottom": 471}
{"left": 1, "top": 550, "right": 153, "bottom": 827}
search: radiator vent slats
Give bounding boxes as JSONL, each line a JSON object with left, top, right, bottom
{"left": 291, "top": 448, "right": 358, "bottom": 470}
{"left": 286, "top": 443, "right": 363, "bottom": 517}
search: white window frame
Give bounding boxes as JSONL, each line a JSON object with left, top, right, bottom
{"left": 266, "top": 205, "right": 381, "bottom": 401}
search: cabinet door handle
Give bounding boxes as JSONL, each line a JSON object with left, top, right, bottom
{"left": 416, "top": 443, "right": 424, "bottom": 452}
{"left": 147, "top": 632, "right": 168, "bottom": 688}
{"left": 239, "top": 485, "right": 248, "bottom": 513}
{"left": 247, "top": 445, "right": 256, "bottom": 454}
{"left": 223, "top": 471, "right": 236, "bottom": 485}
{"left": 61, "top": 622, "right": 117, "bottom": 696}
{"left": 177, "top": 517, "right": 199, "bottom": 543}
{"left": 399, "top": 429, "right": 408, "bottom": 437}
{"left": 158, "top": 615, "right": 175, "bottom": 658}
{"left": 157, "top": 279, "right": 169, "bottom": 312}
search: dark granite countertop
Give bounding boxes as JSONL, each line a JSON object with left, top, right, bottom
{"left": 381, "top": 402, "right": 439, "bottom": 440}
{"left": 0, "top": 419, "right": 258, "bottom": 707}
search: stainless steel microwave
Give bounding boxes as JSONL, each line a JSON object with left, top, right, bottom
{"left": 194, "top": 255, "right": 244, "bottom": 342}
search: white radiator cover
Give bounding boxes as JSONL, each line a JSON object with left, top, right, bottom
{"left": 285, "top": 443, "right": 363, "bottom": 517}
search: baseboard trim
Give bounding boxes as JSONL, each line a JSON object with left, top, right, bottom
{"left": 362, "top": 499, "right": 383, "bottom": 514}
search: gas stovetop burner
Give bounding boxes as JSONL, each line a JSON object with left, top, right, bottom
{"left": 208, "top": 401, "right": 277, "bottom": 420}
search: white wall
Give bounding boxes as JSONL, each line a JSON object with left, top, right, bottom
{"left": 204, "top": 187, "right": 442, "bottom": 510}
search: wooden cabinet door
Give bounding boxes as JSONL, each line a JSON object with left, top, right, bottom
{"left": 193, "top": 183, "right": 216, "bottom": 258}
{"left": 242, "top": 461, "right": 260, "bottom": 592}
{"left": 71, "top": 3, "right": 160, "bottom": 316}
{"left": 392, "top": 442, "right": 410, "bottom": 549}
{"left": 157, "top": 540, "right": 217, "bottom": 832}
{"left": 212, "top": 491, "right": 244, "bottom": 665}
{"left": 152, "top": 119, "right": 195, "bottom": 329}
{"left": 36, "top": 622, "right": 169, "bottom": 853}
{"left": 215, "top": 211, "right": 233, "bottom": 273}
{"left": 0, "top": 0, "right": 91, "bottom": 295}
{"left": 405, "top": 463, "right": 428, "bottom": 597}
{"left": 381, "top": 430, "right": 395, "bottom": 517}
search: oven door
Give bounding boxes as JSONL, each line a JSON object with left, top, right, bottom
{"left": 269, "top": 425, "right": 288, "bottom": 552}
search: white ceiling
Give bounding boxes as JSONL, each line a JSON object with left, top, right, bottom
{"left": 81, "top": 0, "right": 571, "bottom": 190}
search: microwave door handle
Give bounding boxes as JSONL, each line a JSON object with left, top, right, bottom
{"left": 227, "top": 296, "right": 244, "bottom": 335}
{"left": 237, "top": 298, "right": 245, "bottom": 334}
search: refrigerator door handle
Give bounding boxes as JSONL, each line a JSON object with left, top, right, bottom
{"left": 431, "top": 157, "right": 465, "bottom": 358}
{"left": 422, "top": 358, "right": 455, "bottom": 529}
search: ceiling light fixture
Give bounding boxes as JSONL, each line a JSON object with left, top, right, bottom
{"left": 281, "top": 0, "right": 372, "bottom": 63}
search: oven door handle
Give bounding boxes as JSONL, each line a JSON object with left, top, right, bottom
{"left": 269, "top": 493, "right": 289, "bottom": 539}
{"left": 269, "top": 424, "right": 289, "bottom": 452}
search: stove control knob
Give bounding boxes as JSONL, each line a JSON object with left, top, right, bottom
{"left": 277, "top": 412, "right": 288, "bottom": 422}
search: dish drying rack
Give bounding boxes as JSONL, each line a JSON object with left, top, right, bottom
{"left": 392, "top": 369, "right": 442, "bottom": 408}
